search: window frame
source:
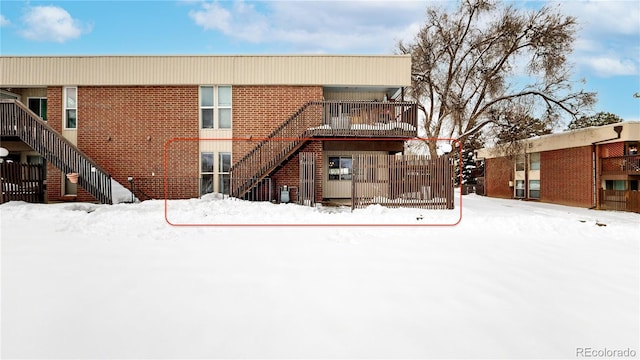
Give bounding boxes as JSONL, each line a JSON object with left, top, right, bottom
{"left": 529, "top": 179, "right": 541, "bottom": 199}
{"left": 218, "top": 152, "right": 231, "bottom": 194}
{"left": 529, "top": 152, "right": 540, "bottom": 171}
{"left": 328, "top": 156, "right": 353, "bottom": 181}
{"left": 200, "top": 85, "right": 232, "bottom": 129}
{"left": 63, "top": 87, "right": 77, "bottom": 129}
{"left": 515, "top": 155, "right": 525, "bottom": 171}
{"left": 28, "top": 97, "right": 47, "bottom": 121}
{"left": 515, "top": 180, "right": 525, "bottom": 198}
{"left": 200, "top": 152, "right": 214, "bottom": 195}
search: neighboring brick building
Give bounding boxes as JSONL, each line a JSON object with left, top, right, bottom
{"left": 475, "top": 122, "right": 640, "bottom": 213}
{"left": 1, "top": 55, "right": 429, "bottom": 206}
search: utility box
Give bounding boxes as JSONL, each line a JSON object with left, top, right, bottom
{"left": 280, "top": 185, "right": 290, "bottom": 203}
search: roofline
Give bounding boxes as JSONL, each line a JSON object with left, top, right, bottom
{"left": 0, "top": 55, "right": 412, "bottom": 87}
{"left": 476, "top": 121, "right": 640, "bottom": 159}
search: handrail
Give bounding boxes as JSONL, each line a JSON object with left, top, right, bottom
{"left": 229, "top": 101, "right": 319, "bottom": 198}
{"left": 229, "top": 100, "right": 417, "bottom": 199}
{"left": 0, "top": 99, "right": 113, "bottom": 204}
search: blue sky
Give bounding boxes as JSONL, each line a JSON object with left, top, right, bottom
{"left": 1, "top": 0, "right": 639, "bottom": 122}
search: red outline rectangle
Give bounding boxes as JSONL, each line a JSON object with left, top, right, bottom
{"left": 164, "top": 137, "right": 463, "bottom": 226}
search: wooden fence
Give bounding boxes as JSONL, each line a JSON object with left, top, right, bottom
{"left": 351, "top": 154, "right": 454, "bottom": 210}
{"left": 600, "top": 189, "right": 640, "bottom": 213}
{"left": 1, "top": 162, "right": 45, "bottom": 203}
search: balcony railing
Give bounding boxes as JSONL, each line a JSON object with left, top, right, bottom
{"left": 309, "top": 100, "right": 418, "bottom": 138}
{"left": 601, "top": 155, "right": 640, "bottom": 175}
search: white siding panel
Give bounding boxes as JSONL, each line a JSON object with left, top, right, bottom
{"left": 1, "top": 55, "right": 411, "bottom": 87}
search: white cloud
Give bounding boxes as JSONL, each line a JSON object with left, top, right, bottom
{"left": 20, "top": 5, "right": 90, "bottom": 43}
{"left": 584, "top": 56, "right": 638, "bottom": 77}
{"left": 187, "top": 0, "right": 426, "bottom": 53}
{"left": 188, "top": 1, "right": 270, "bottom": 43}
{"left": 0, "top": 14, "right": 10, "bottom": 27}
{"left": 555, "top": 1, "right": 640, "bottom": 77}
{"left": 559, "top": 0, "right": 640, "bottom": 36}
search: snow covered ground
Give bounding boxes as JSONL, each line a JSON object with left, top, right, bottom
{"left": 1, "top": 193, "right": 638, "bottom": 359}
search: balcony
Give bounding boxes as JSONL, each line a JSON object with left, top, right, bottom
{"left": 308, "top": 100, "right": 418, "bottom": 138}
{"left": 600, "top": 155, "right": 640, "bottom": 175}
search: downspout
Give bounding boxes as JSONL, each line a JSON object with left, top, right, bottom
{"left": 590, "top": 125, "right": 623, "bottom": 209}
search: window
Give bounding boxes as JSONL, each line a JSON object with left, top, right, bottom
{"left": 605, "top": 180, "right": 626, "bottom": 191}
{"left": 529, "top": 180, "right": 540, "bottom": 199}
{"left": 515, "top": 180, "right": 525, "bottom": 198}
{"left": 529, "top": 153, "right": 540, "bottom": 170}
{"left": 200, "top": 152, "right": 214, "bottom": 195}
{"left": 200, "top": 86, "right": 232, "bottom": 129}
{"left": 328, "top": 156, "right": 352, "bottom": 181}
{"left": 219, "top": 152, "right": 231, "bottom": 194}
{"left": 515, "top": 155, "right": 525, "bottom": 171}
{"left": 64, "top": 87, "right": 77, "bottom": 129}
{"left": 28, "top": 98, "right": 47, "bottom": 121}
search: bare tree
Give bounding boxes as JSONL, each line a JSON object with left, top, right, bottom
{"left": 397, "top": 0, "right": 596, "bottom": 156}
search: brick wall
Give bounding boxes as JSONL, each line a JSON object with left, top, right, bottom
{"left": 44, "top": 85, "right": 323, "bottom": 203}
{"left": 46, "top": 86, "right": 200, "bottom": 202}
{"left": 45, "top": 87, "right": 64, "bottom": 202}
{"left": 540, "top": 146, "right": 593, "bottom": 208}
{"left": 232, "top": 85, "right": 323, "bottom": 160}
{"left": 271, "top": 140, "right": 323, "bottom": 203}
{"left": 484, "top": 146, "right": 594, "bottom": 208}
{"left": 599, "top": 142, "right": 624, "bottom": 157}
{"left": 484, "top": 157, "right": 514, "bottom": 199}
{"left": 82, "top": 86, "right": 200, "bottom": 200}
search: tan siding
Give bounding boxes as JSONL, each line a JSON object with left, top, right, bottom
{"left": 1, "top": 55, "right": 411, "bottom": 87}
{"left": 62, "top": 129, "right": 77, "bottom": 146}
{"left": 20, "top": 88, "right": 48, "bottom": 99}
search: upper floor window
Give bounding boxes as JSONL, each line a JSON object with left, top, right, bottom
{"left": 28, "top": 98, "right": 47, "bottom": 121}
{"left": 529, "top": 153, "right": 540, "bottom": 170}
{"left": 64, "top": 87, "right": 77, "bottom": 129}
{"left": 515, "top": 155, "right": 525, "bottom": 171}
{"left": 200, "top": 86, "right": 232, "bottom": 129}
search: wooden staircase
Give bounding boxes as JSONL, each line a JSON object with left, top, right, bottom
{"left": 0, "top": 99, "right": 113, "bottom": 204}
{"left": 229, "top": 100, "right": 418, "bottom": 199}
{"left": 229, "top": 101, "right": 320, "bottom": 199}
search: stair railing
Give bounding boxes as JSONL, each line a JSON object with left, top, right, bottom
{"left": 229, "top": 101, "right": 323, "bottom": 198}
{"left": 1, "top": 99, "right": 113, "bottom": 204}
